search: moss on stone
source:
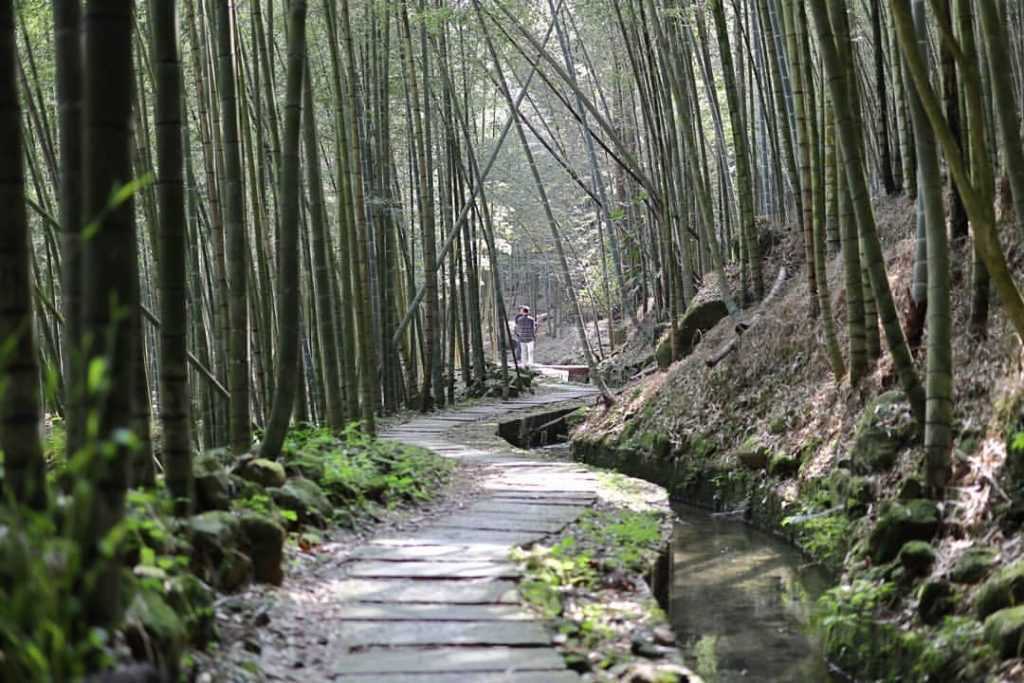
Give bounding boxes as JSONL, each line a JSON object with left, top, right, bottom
{"left": 236, "top": 458, "right": 287, "bottom": 488}
{"left": 238, "top": 510, "right": 286, "bottom": 585}
{"left": 193, "top": 453, "right": 233, "bottom": 512}
{"left": 165, "top": 574, "right": 216, "bottom": 647}
{"left": 850, "top": 391, "right": 917, "bottom": 474}
{"left": 984, "top": 605, "right": 1024, "bottom": 659}
{"left": 768, "top": 453, "right": 800, "bottom": 479}
{"left": 975, "top": 560, "right": 1024, "bottom": 619}
{"left": 270, "top": 477, "right": 333, "bottom": 527}
{"left": 917, "top": 579, "right": 956, "bottom": 626}
{"left": 124, "top": 590, "right": 187, "bottom": 672}
{"left": 868, "top": 499, "right": 939, "bottom": 564}
{"left": 950, "top": 547, "right": 997, "bottom": 584}
{"left": 898, "top": 541, "right": 935, "bottom": 578}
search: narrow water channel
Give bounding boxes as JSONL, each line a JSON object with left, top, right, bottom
{"left": 669, "top": 505, "right": 835, "bottom": 682}
{"left": 504, "top": 411, "right": 837, "bottom": 680}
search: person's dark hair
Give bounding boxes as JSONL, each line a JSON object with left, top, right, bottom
{"left": 522, "top": 306, "right": 529, "bottom": 313}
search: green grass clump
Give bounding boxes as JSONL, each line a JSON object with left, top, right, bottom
{"left": 578, "top": 509, "right": 662, "bottom": 572}
{"left": 513, "top": 537, "right": 598, "bottom": 619}
{"left": 512, "top": 508, "right": 664, "bottom": 618}
{"left": 914, "top": 617, "right": 995, "bottom": 680}
{"left": 282, "top": 422, "right": 454, "bottom": 513}
{"left": 783, "top": 511, "right": 852, "bottom": 570}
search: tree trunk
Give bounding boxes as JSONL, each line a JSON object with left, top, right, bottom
{"left": 154, "top": 0, "right": 194, "bottom": 514}
{"left": 217, "top": 0, "right": 251, "bottom": 453}
{"left": 261, "top": 0, "right": 306, "bottom": 458}
{"left": 0, "top": 0, "right": 45, "bottom": 508}
{"left": 80, "top": 0, "right": 137, "bottom": 629}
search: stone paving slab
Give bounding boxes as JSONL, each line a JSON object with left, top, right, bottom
{"left": 330, "top": 578, "right": 519, "bottom": 604}
{"left": 335, "top": 620, "right": 552, "bottom": 647}
{"left": 371, "top": 528, "right": 543, "bottom": 547}
{"left": 485, "top": 482, "right": 596, "bottom": 491}
{"left": 467, "top": 502, "right": 589, "bottom": 518}
{"left": 429, "top": 514, "right": 568, "bottom": 534}
{"left": 337, "top": 672, "right": 581, "bottom": 683}
{"left": 329, "top": 385, "right": 597, "bottom": 680}
{"left": 336, "top": 604, "right": 532, "bottom": 621}
{"left": 455, "top": 508, "right": 583, "bottom": 523}
{"left": 349, "top": 543, "right": 512, "bottom": 562}
{"left": 488, "top": 495, "right": 595, "bottom": 507}
{"left": 330, "top": 646, "right": 568, "bottom": 674}
{"left": 345, "top": 560, "right": 521, "bottom": 579}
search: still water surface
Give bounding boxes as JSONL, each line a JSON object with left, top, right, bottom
{"left": 669, "top": 505, "right": 837, "bottom": 682}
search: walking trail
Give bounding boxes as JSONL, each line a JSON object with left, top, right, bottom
{"left": 317, "top": 381, "right": 599, "bottom": 681}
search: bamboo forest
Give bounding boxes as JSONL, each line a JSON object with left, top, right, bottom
{"left": 10, "top": 0, "right": 1024, "bottom": 680}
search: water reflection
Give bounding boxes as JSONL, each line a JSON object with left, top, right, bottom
{"left": 669, "top": 505, "right": 835, "bottom": 682}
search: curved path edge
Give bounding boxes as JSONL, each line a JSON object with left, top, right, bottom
{"left": 328, "top": 383, "right": 599, "bottom": 682}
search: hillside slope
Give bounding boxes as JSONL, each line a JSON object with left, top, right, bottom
{"left": 573, "top": 197, "right": 1024, "bottom": 681}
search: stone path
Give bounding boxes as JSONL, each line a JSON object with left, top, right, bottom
{"left": 328, "top": 384, "right": 598, "bottom": 682}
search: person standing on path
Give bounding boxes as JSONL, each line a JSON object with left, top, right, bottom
{"left": 515, "top": 306, "right": 537, "bottom": 367}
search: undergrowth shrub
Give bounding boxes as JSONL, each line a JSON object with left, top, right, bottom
{"left": 0, "top": 483, "right": 212, "bottom": 680}
{"left": 283, "top": 422, "right": 454, "bottom": 512}
{"left": 816, "top": 579, "right": 922, "bottom": 677}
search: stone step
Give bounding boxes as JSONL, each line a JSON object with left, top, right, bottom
{"left": 334, "top": 620, "right": 551, "bottom": 648}
{"left": 325, "top": 385, "right": 596, "bottom": 683}
{"left": 331, "top": 578, "right": 519, "bottom": 604}
{"left": 336, "top": 673, "right": 580, "bottom": 683}
{"left": 329, "top": 646, "right": 569, "bottom": 675}
{"left": 335, "top": 604, "right": 532, "bottom": 622}
{"left": 348, "top": 544, "right": 511, "bottom": 562}
{"left": 345, "top": 560, "right": 520, "bottom": 580}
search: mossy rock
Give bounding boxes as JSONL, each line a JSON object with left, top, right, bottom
{"left": 897, "top": 477, "right": 925, "bottom": 501}
{"left": 851, "top": 391, "right": 917, "bottom": 474}
{"left": 189, "top": 510, "right": 241, "bottom": 556}
{"left": 217, "top": 548, "right": 253, "bottom": 591}
{"left": 284, "top": 453, "right": 326, "bottom": 482}
{"left": 189, "top": 510, "right": 250, "bottom": 591}
{"left": 951, "top": 547, "right": 997, "bottom": 584}
{"left": 1003, "top": 398, "right": 1024, "bottom": 483}
{"left": 868, "top": 499, "right": 939, "bottom": 564}
{"left": 194, "top": 452, "right": 233, "bottom": 512}
{"left": 768, "top": 453, "right": 801, "bottom": 479}
{"left": 898, "top": 541, "right": 935, "bottom": 578}
{"left": 984, "top": 605, "right": 1024, "bottom": 659}
{"left": 199, "top": 447, "right": 232, "bottom": 468}
{"left": 228, "top": 474, "right": 262, "bottom": 500}
{"left": 269, "top": 477, "right": 332, "bottom": 527}
{"left": 976, "top": 560, "right": 1024, "bottom": 618}
{"left": 918, "top": 579, "right": 956, "bottom": 625}
{"left": 843, "top": 476, "right": 875, "bottom": 517}
{"left": 235, "top": 458, "right": 287, "bottom": 488}
{"left": 238, "top": 510, "right": 285, "bottom": 585}
{"left": 654, "top": 299, "right": 728, "bottom": 369}
{"left": 165, "top": 574, "right": 216, "bottom": 647}
{"left": 736, "top": 436, "right": 769, "bottom": 471}
{"left": 124, "top": 591, "right": 187, "bottom": 672}
{"left": 650, "top": 433, "right": 673, "bottom": 460}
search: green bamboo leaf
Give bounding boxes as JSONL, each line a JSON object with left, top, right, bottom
{"left": 107, "top": 173, "right": 154, "bottom": 209}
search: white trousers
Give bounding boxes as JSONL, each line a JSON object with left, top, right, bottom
{"left": 520, "top": 341, "right": 535, "bottom": 367}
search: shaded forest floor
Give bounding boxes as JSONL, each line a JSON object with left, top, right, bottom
{"left": 192, "top": 445, "right": 490, "bottom": 681}
{"left": 573, "top": 196, "right": 1024, "bottom": 680}
{"left": 195, "top": 385, "right": 696, "bottom": 682}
